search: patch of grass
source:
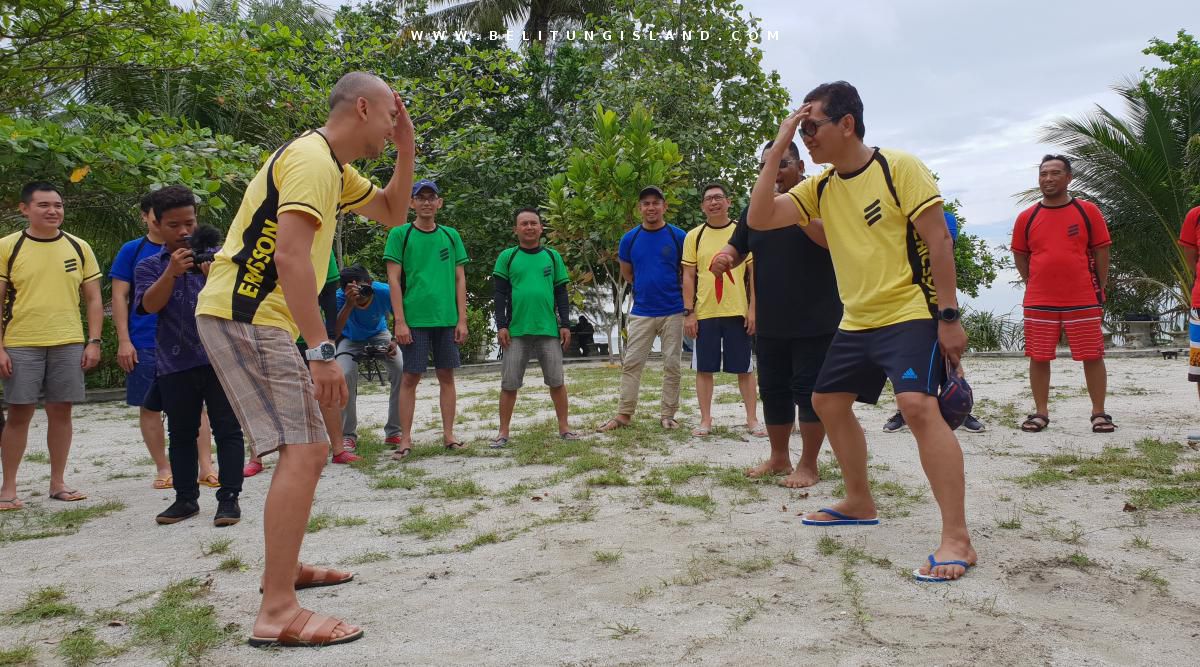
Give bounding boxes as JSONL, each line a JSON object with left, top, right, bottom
{"left": 631, "top": 585, "right": 656, "bottom": 602}
{"left": 648, "top": 488, "right": 716, "bottom": 513}
{"left": 996, "top": 512, "right": 1023, "bottom": 529}
{"left": 217, "top": 557, "right": 247, "bottom": 573}
{"left": 1128, "top": 536, "right": 1152, "bottom": 549}
{"left": 1060, "top": 551, "right": 1094, "bottom": 569}
{"left": 586, "top": 471, "right": 630, "bottom": 487}
{"left": 372, "top": 472, "right": 422, "bottom": 490}
{"left": 1128, "top": 485, "right": 1200, "bottom": 510}
{"left": 816, "top": 535, "right": 841, "bottom": 556}
{"left": 131, "top": 578, "right": 234, "bottom": 666}
{"left": 0, "top": 646, "right": 36, "bottom": 666}
{"left": 23, "top": 452, "right": 50, "bottom": 464}
{"left": 393, "top": 508, "right": 467, "bottom": 540}
{"left": 1136, "top": 567, "right": 1169, "bottom": 593}
{"left": 594, "top": 550, "right": 622, "bottom": 564}
{"left": 727, "top": 596, "right": 766, "bottom": 632}
{"left": 643, "top": 462, "right": 710, "bottom": 486}
{"left": 602, "top": 622, "right": 640, "bottom": 639}
{"left": 841, "top": 564, "right": 870, "bottom": 629}
{"left": 200, "top": 538, "right": 233, "bottom": 557}
{"left": 0, "top": 501, "right": 126, "bottom": 544}
{"left": 1011, "top": 468, "right": 1073, "bottom": 488}
{"left": 815, "top": 536, "right": 891, "bottom": 568}
{"left": 306, "top": 512, "right": 368, "bottom": 533}
{"left": 425, "top": 477, "right": 486, "bottom": 500}
{"left": 1013, "top": 439, "right": 1193, "bottom": 497}
{"left": 341, "top": 551, "right": 392, "bottom": 565}
{"left": 458, "top": 532, "right": 501, "bottom": 552}
{"left": 565, "top": 452, "right": 622, "bottom": 477}
{"left": 731, "top": 555, "right": 773, "bottom": 574}
{"left": 9, "top": 586, "right": 80, "bottom": 623}
{"left": 817, "top": 457, "right": 843, "bottom": 482}
{"left": 58, "top": 627, "right": 118, "bottom": 667}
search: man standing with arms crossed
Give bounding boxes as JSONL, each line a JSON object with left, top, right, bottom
{"left": 384, "top": 179, "right": 470, "bottom": 459}
{"left": 0, "top": 182, "right": 103, "bottom": 509}
{"left": 749, "top": 81, "right": 975, "bottom": 582}
{"left": 1011, "top": 155, "right": 1114, "bottom": 433}
{"left": 196, "top": 72, "right": 414, "bottom": 646}
{"left": 491, "top": 208, "right": 577, "bottom": 447}
{"left": 682, "top": 182, "right": 765, "bottom": 437}
{"left": 599, "top": 186, "right": 688, "bottom": 432}
{"left": 712, "top": 141, "right": 842, "bottom": 487}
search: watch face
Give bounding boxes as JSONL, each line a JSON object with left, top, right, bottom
{"left": 320, "top": 342, "right": 336, "bottom": 358}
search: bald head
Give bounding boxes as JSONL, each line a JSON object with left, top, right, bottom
{"left": 328, "top": 71, "right": 389, "bottom": 113}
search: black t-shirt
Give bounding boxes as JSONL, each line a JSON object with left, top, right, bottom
{"left": 731, "top": 206, "right": 842, "bottom": 338}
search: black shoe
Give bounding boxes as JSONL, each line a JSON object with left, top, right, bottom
{"left": 882, "top": 411, "right": 907, "bottom": 433}
{"left": 214, "top": 498, "right": 241, "bottom": 527}
{"left": 156, "top": 500, "right": 199, "bottom": 525}
{"left": 962, "top": 414, "right": 986, "bottom": 433}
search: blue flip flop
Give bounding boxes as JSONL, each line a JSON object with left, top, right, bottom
{"left": 800, "top": 508, "right": 881, "bottom": 526}
{"left": 912, "top": 554, "right": 973, "bottom": 582}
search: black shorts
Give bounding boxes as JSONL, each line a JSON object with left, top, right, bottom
{"left": 814, "top": 319, "right": 944, "bottom": 403}
{"left": 756, "top": 333, "right": 834, "bottom": 425}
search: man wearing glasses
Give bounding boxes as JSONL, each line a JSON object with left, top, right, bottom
{"left": 711, "top": 142, "right": 842, "bottom": 487}
{"left": 748, "top": 81, "right": 975, "bottom": 583}
{"left": 681, "top": 183, "right": 764, "bottom": 437}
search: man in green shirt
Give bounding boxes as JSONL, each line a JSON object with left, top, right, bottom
{"left": 489, "top": 208, "right": 578, "bottom": 448}
{"left": 384, "top": 179, "right": 469, "bottom": 458}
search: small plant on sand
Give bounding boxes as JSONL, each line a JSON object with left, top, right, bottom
{"left": 9, "top": 587, "right": 79, "bottom": 623}
{"left": 594, "top": 550, "right": 622, "bottom": 564}
{"left": 0, "top": 645, "right": 36, "bottom": 666}
{"left": 602, "top": 622, "right": 640, "bottom": 639}
{"left": 1136, "top": 567, "right": 1169, "bottom": 593}
{"left": 131, "top": 578, "right": 235, "bottom": 666}
{"left": 200, "top": 538, "right": 232, "bottom": 557}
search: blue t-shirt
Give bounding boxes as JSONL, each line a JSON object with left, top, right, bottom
{"left": 618, "top": 224, "right": 687, "bottom": 317}
{"left": 336, "top": 281, "right": 393, "bottom": 341}
{"left": 944, "top": 211, "right": 959, "bottom": 243}
{"left": 109, "top": 236, "right": 162, "bottom": 349}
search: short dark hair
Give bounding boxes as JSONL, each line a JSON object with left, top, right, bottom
{"left": 140, "top": 190, "right": 158, "bottom": 214}
{"left": 701, "top": 182, "right": 728, "bottom": 197}
{"left": 20, "top": 181, "right": 61, "bottom": 204}
{"left": 151, "top": 185, "right": 197, "bottom": 222}
{"left": 763, "top": 140, "right": 801, "bottom": 159}
{"left": 340, "top": 264, "right": 372, "bottom": 286}
{"left": 803, "top": 81, "right": 865, "bottom": 140}
{"left": 514, "top": 207, "right": 542, "bottom": 222}
{"left": 1040, "top": 154, "right": 1072, "bottom": 174}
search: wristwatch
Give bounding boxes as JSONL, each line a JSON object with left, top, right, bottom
{"left": 683, "top": 308, "right": 694, "bottom": 316}
{"left": 937, "top": 307, "right": 960, "bottom": 323}
{"left": 304, "top": 340, "right": 336, "bottom": 362}
{"left": 87, "top": 338, "right": 102, "bottom": 345}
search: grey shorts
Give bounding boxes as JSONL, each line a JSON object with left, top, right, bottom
{"left": 501, "top": 336, "right": 565, "bottom": 391}
{"left": 2, "top": 344, "right": 85, "bottom": 404}
{"left": 196, "top": 316, "right": 327, "bottom": 457}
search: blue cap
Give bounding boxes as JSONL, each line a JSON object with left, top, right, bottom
{"left": 938, "top": 370, "right": 974, "bottom": 430}
{"left": 412, "top": 179, "right": 440, "bottom": 196}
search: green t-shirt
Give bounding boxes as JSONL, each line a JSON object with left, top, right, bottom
{"left": 326, "top": 250, "right": 339, "bottom": 284}
{"left": 383, "top": 222, "right": 469, "bottom": 328}
{"left": 493, "top": 245, "right": 568, "bottom": 337}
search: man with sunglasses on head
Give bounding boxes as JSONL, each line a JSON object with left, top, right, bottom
{"left": 711, "top": 141, "right": 841, "bottom": 488}
{"left": 748, "top": 81, "right": 975, "bottom": 583}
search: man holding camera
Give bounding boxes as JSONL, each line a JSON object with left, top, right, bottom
{"left": 334, "top": 265, "right": 403, "bottom": 453}
{"left": 134, "top": 185, "right": 244, "bottom": 526}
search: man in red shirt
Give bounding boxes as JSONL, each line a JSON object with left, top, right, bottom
{"left": 1011, "top": 155, "right": 1114, "bottom": 433}
{"left": 1176, "top": 204, "right": 1200, "bottom": 441}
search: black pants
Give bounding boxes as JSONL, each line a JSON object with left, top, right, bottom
{"left": 157, "top": 365, "right": 245, "bottom": 503}
{"left": 756, "top": 333, "right": 835, "bottom": 425}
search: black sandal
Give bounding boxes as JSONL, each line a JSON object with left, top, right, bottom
{"left": 1090, "top": 413, "right": 1116, "bottom": 433}
{"left": 1021, "top": 414, "right": 1049, "bottom": 432}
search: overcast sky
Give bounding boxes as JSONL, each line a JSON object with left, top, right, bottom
{"left": 744, "top": 0, "right": 1189, "bottom": 313}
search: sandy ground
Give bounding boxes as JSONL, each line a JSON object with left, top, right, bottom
{"left": 1, "top": 354, "right": 1199, "bottom": 666}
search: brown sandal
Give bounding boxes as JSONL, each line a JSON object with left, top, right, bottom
{"left": 596, "top": 418, "right": 629, "bottom": 433}
{"left": 1090, "top": 413, "right": 1116, "bottom": 433}
{"left": 259, "top": 563, "right": 355, "bottom": 593}
{"left": 247, "top": 608, "right": 363, "bottom": 648}
{"left": 1021, "top": 414, "right": 1049, "bottom": 432}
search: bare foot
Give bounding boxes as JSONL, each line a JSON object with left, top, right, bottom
{"left": 745, "top": 459, "right": 792, "bottom": 478}
{"left": 780, "top": 465, "right": 819, "bottom": 488}
{"left": 802, "top": 499, "right": 876, "bottom": 523}
{"left": 915, "top": 539, "right": 978, "bottom": 581}
{"left": 597, "top": 417, "right": 629, "bottom": 433}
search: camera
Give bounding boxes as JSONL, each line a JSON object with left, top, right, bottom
{"left": 183, "top": 225, "right": 223, "bottom": 274}
{"left": 362, "top": 343, "right": 389, "bottom": 358}
{"left": 355, "top": 282, "right": 374, "bottom": 300}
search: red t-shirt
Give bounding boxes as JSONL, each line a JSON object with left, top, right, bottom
{"left": 1011, "top": 198, "right": 1111, "bottom": 307}
{"left": 1176, "top": 206, "right": 1200, "bottom": 307}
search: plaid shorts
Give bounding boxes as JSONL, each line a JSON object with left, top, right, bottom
{"left": 401, "top": 326, "right": 461, "bottom": 374}
{"left": 196, "top": 315, "right": 327, "bottom": 456}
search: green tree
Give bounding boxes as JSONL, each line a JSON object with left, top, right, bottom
{"left": 399, "top": 0, "right": 614, "bottom": 40}
{"left": 545, "top": 103, "right": 686, "bottom": 358}
{"left": 943, "top": 199, "right": 1002, "bottom": 298}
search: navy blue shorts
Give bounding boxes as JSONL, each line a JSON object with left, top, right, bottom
{"left": 694, "top": 316, "right": 752, "bottom": 374}
{"left": 401, "top": 327, "right": 461, "bottom": 374}
{"left": 125, "top": 347, "right": 157, "bottom": 407}
{"left": 814, "top": 319, "right": 944, "bottom": 403}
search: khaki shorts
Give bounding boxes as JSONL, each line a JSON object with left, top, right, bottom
{"left": 500, "top": 335, "right": 565, "bottom": 391}
{"left": 196, "top": 316, "right": 326, "bottom": 456}
{"left": 1, "top": 344, "right": 86, "bottom": 404}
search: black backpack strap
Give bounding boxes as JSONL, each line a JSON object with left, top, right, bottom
{"left": 5, "top": 233, "right": 27, "bottom": 284}
{"left": 2, "top": 234, "right": 27, "bottom": 328}
{"left": 1023, "top": 203, "right": 1044, "bottom": 250}
{"left": 814, "top": 171, "right": 835, "bottom": 209}
{"left": 1068, "top": 198, "right": 1094, "bottom": 246}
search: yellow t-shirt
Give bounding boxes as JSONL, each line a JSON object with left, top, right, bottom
{"left": 786, "top": 148, "right": 943, "bottom": 331}
{"left": 0, "top": 230, "right": 101, "bottom": 346}
{"left": 197, "top": 130, "right": 377, "bottom": 337}
{"left": 681, "top": 221, "right": 752, "bottom": 320}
